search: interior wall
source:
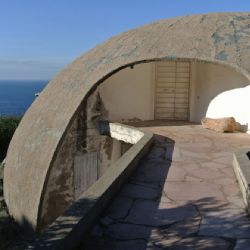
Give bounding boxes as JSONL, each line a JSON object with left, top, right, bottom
{"left": 189, "top": 62, "right": 249, "bottom": 123}
{"left": 98, "top": 63, "right": 154, "bottom": 121}
{"left": 206, "top": 85, "right": 250, "bottom": 132}
{"left": 98, "top": 60, "right": 249, "bottom": 128}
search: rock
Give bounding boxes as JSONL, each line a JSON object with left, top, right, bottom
{"left": 201, "top": 117, "right": 237, "bottom": 133}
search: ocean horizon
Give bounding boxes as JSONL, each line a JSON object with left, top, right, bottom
{"left": 0, "top": 80, "right": 49, "bottom": 116}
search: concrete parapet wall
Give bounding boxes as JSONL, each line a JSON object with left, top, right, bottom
{"left": 233, "top": 150, "right": 250, "bottom": 214}
{"left": 109, "top": 123, "right": 144, "bottom": 144}
{"left": 29, "top": 124, "right": 153, "bottom": 249}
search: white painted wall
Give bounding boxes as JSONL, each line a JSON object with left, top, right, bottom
{"left": 189, "top": 62, "right": 249, "bottom": 124}
{"left": 206, "top": 86, "right": 250, "bottom": 132}
{"left": 98, "top": 60, "right": 250, "bottom": 131}
{"left": 98, "top": 63, "right": 154, "bottom": 121}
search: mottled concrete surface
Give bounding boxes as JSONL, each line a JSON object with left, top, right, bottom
{"left": 84, "top": 122, "right": 250, "bottom": 249}
{"left": 4, "top": 13, "right": 250, "bottom": 229}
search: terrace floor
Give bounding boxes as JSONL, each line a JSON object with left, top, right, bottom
{"left": 85, "top": 122, "right": 250, "bottom": 250}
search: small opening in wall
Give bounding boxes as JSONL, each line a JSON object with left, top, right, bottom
{"left": 246, "top": 151, "right": 250, "bottom": 160}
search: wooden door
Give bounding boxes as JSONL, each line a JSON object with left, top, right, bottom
{"left": 74, "top": 152, "right": 98, "bottom": 199}
{"left": 155, "top": 61, "right": 190, "bottom": 120}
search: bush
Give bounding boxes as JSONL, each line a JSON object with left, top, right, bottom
{"left": 0, "top": 116, "right": 21, "bottom": 162}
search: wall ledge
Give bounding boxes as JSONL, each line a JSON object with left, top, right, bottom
{"left": 233, "top": 149, "right": 250, "bottom": 214}
{"left": 28, "top": 123, "right": 153, "bottom": 249}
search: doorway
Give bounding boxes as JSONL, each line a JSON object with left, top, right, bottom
{"left": 155, "top": 61, "right": 190, "bottom": 120}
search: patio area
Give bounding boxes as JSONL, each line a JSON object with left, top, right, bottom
{"left": 84, "top": 122, "right": 250, "bottom": 250}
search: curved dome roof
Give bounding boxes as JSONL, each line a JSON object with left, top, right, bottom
{"left": 4, "top": 12, "right": 250, "bottom": 228}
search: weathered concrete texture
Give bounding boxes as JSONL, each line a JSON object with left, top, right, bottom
{"left": 109, "top": 123, "right": 144, "bottom": 144}
{"left": 39, "top": 91, "right": 111, "bottom": 230}
{"left": 233, "top": 149, "right": 250, "bottom": 214}
{"left": 84, "top": 123, "right": 250, "bottom": 249}
{"left": 34, "top": 88, "right": 131, "bottom": 230}
{"left": 4, "top": 13, "right": 250, "bottom": 230}
{"left": 28, "top": 126, "right": 153, "bottom": 249}
{"left": 38, "top": 108, "right": 80, "bottom": 230}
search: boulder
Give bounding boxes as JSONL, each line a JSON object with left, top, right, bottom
{"left": 201, "top": 117, "right": 237, "bottom": 133}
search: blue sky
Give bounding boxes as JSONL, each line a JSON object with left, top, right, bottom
{"left": 0, "top": 1, "right": 250, "bottom": 80}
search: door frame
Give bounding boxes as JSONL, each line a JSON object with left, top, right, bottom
{"left": 154, "top": 60, "right": 191, "bottom": 121}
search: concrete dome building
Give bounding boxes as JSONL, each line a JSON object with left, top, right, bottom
{"left": 3, "top": 12, "right": 250, "bottom": 231}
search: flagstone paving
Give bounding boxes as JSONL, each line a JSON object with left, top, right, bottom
{"left": 84, "top": 124, "right": 250, "bottom": 250}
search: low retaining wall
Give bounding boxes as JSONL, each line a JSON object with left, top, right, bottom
{"left": 233, "top": 150, "right": 250, "bottom": 214}
{"left": 28, "top": 123, "right": 153, "bottom": 249}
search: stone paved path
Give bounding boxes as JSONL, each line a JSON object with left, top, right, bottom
{"left": 85, "top": 124, "right": 250, "bottom": 250}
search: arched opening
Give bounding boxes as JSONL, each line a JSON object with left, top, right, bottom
{"left": 91, "top": 59, "right": 249, "bottom": 126}
{"left": 38, "top": 58, "right": 250, "bottom": 229}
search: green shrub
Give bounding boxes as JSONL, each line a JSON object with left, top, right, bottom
{"left": 0, "top": 116, "right": 21, "bottom": 162}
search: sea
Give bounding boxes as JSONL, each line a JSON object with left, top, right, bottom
{"left": 0, "top": 80, "right": 49, "bottom": 116}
